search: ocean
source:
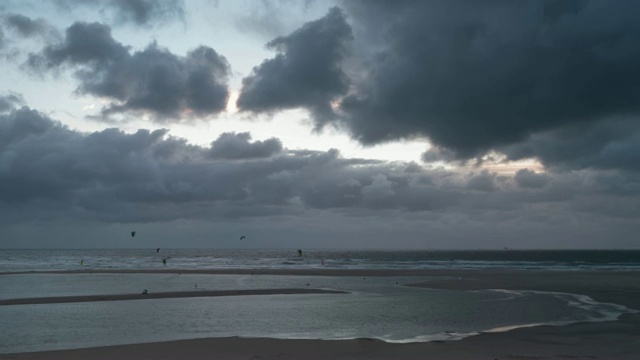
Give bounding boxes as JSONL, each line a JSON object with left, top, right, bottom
{"left": 2, "top": 249, "right": 640, "bottom": 272}
{"left": 0, "top": 249, "right": 638, "bottom": 354}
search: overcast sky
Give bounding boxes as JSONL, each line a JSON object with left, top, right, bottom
{"left": 1, "top": 0, "right": 639, "bottom": 249}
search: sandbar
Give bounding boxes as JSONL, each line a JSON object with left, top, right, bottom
{"left": 0, "top": 288, "right": 347, "bottom": 306}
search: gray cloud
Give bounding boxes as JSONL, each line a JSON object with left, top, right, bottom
{"left": 466, "top": 171, "right": 498, "bottom": 192}
{"left": 501, "top": 118, "right": 640, "bottom": 172}
{"left": 233, "top": 0, "right": 323, "bottom": 39}
{"left": 421, "top": 146, "right": 459, "bottom": 164}
{"left": 233, "top": 0, "right": 298, "bottom": 38}
{"left": 0, "top": 106, "right": 56, "bottom": 153}
{"left": 2, "top": 13, "right": 59, "bottom": 39}
{"left": 0, "top": 93, "right": 24, "bottom": 113}
{"left": 27, "top": 22, "right": 231, "bottom": 121}
{"left": 27, "top": 22, "right": 129, "bottom": 69}
{"left": 0, "top": 13, "right": 59, "bottom": 60}
{"left": 237, "top": 7, "right": 353, "bottom": 125}
{"left": 514, "top": 169, "right": 549, "bottom": 189}
{"left": 209, "top": 132, "right": 283, "bottom": 160}
{"left": 54, "top": 0, "right": 185, "bottom": 26}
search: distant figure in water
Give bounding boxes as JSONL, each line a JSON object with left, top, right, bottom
{"left": 80, "top": 259, "right": 84, "bottom": 266}
{"left": 156, "top": 248, "right": 160, "bottom": 253}
{"left": 321, "top": 259, "right": 324, "bottom": 266}
{"left": 162, "top": 257, "right": 167, "bottom": 266}
{"left": 297, "top": 249, "right": 303, "bottom": 257}
{"left": 142, "top": 289, "right": 148, "bottom": 294}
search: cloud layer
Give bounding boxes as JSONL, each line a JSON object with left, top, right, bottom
{"left": 2, "top": 102, "right": 639, "bottom": 228}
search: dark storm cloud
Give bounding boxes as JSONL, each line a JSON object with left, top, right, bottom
{"left": 27, "top": 22, "right": 231, "bottom": 121}
{"left": 2, "top": 13, "right": 59, "bottom": 40}
{"left": 209, "top": 132, "right": 283, "bottom": 160}
{"left": 333, "top": 1, "right": 640, "bottom": 163}
{"left": 237, "top": 7, "right": 353, "bottom": 125}
{"left": 55, "top": 0, "right": 185, "bottom": 26}
{"left": 95, "top": 45, "right": 231, "bottom": 119}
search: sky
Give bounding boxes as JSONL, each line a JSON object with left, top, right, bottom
{"left": 1, "top": 0, "right": 639, "bottom": 249}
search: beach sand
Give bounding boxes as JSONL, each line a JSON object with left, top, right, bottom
{"left": 1, "top": 269, "right": 639, "bottom": 360}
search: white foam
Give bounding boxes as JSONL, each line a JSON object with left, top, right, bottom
{"left": 481, "top": 289, "right": 638, "bottom": 334}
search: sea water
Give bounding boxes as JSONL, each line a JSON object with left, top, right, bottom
{"left": 0, "top": 249, "right": 638, "bottom": 354}
{"left": 2, "top": 249, "right": 640, "bottom": 272}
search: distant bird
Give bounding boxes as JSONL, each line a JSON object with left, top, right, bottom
{"left": 131, "top": 231, "right": 136, "bottom": 237}
{"left": 240, "top": 235, "right": 246, "bottom": 240}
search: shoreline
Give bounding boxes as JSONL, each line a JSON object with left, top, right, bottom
{"left": 2, "top": 267, "right": 638, "bottom": 276}
{"left": 2, "top": 269, "right": 639, "bottom": 359}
